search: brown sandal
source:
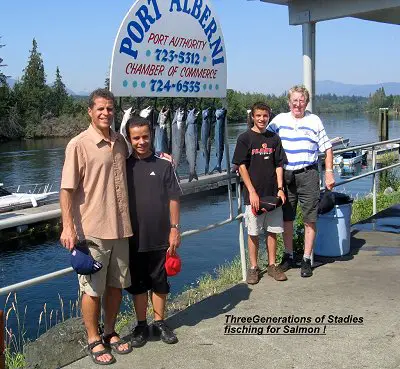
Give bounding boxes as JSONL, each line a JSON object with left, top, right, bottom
{"left": 103, "top": 331, "right": 132, "bottom": 355}
{"left": 87, "top": 339, "right": 116, "bottom": 365}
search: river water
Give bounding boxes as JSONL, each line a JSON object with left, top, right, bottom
{"left": 0, "top": 112, "right": 399, "bottom": 338}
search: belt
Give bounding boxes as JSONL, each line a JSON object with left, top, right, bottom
{"left": 289, "top": 163, "right": 318, "bottom": 175}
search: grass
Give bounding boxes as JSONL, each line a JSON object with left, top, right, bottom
{"left": 3, "top": 293, "right": 27, "bottom": 369}
{"left": 115, "top": 256, "right": 244, "bottom": 333}
{"left": 3, "top": 292, "right": 79, "bottom": 369}
{"left": 351, "top": 190, "right": 400, "bottom": 224}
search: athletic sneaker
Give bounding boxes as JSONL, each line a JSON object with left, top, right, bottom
{"left": 267, "top": 265, "right": 287, "bottom": 281}
{"left": 152, "top": 321, "right": 178, "bottom": 344}
{"left": 246, "top": 267, "right": 260, "bottom": 285}
{"left": 131, "top": 324, "right": 149, "bottom": 348}
{"left": 301, "top": 259, "right": 313, "bottom": 278}
{"left": 279, "top": 253, "right": 297, "bottom": 272}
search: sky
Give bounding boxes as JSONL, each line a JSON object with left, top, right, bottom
{"left": 1, "top": 0, "right": 400, "bottom": 95}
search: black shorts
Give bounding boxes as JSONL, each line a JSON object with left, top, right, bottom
{"left": 283, "top": 166, "right": 320, "bottom": 223}
{"left": 125, "top": 249, "right": 170, "bottom": 295}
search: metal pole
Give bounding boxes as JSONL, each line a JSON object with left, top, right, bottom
{"left": 372, "top": 147, "right": 377, "bottom": 215}
{"left": 318, "top": 160, "right": 323, "bottom": 188}
{"left": 236, "top": 175, "right": 247, "bottom": 282}
{"left": 302, "top": 22, "right": 315, "bottom": 112}
{"left": 0, "top": 310, "right": 4, "bottom": 369}
{"left": 222, "top": 98, "right": 234, "bottom": 219}
{"left": 0, "top": 267, "right": 73, "bottom": 296}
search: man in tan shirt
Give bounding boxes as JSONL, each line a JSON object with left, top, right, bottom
{"left": 60, "top": 89, "right": 133, "bottom": 365}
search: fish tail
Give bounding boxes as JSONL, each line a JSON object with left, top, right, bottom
{"left": 212, "top": 165, "right": 222, "bottom": 173}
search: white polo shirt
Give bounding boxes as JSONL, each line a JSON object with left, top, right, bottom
{"left": 268, "top": 111, "right": 332, "bottom": 171}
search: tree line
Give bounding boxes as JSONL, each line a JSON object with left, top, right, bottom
{"left": 0, "top": 38, "right": 399, "bottom": 140}
{"left": 0, "top": 38, "right": 88, "bottom": 139}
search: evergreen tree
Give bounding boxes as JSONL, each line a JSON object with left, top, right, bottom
{"left": 367, "top": 87, "right": 389, "bottom": 112}
{"left": 49, "top": 66, "right": 68, "bottom": 116}
{"left": 15, "top": 38, "right": 51, "bottom": 136}
{"left": 393, "top": 95, "right": 400, "bottom": 114}
{"left": 0, "top": 36, "right": 7, "bottom": 85}
{"left": 0, "top": 37, "right": 17, "bottom": 137}
{"left": 226, "top": 89, "right": 246, "bottom": 122}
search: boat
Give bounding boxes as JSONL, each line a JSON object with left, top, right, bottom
{"left": 340, "top": 162, "right": 362, "bottom": 177}
{"left": 333, "top": 149, "right": 366, "bottom": 166}
{"left": 330, "top": 136, "right": 350, "bottom": 149}
{"left": 0, "top": 183, "right": 58, "bottom": 213}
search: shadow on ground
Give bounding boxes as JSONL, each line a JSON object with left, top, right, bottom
{"left": 313, "top": 230, "right": 366, "bottom": 268}
{"left": 166, "top": 283, "right": 251, "bottom": 330}
{"left": 352, "top": 204, "right": 400, "bottom": 234}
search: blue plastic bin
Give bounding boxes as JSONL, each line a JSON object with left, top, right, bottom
{"left": 315, "top": 193, "right": 353, "bottom": 257}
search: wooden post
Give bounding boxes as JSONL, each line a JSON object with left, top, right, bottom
{"left": 383, "top": 108, "right": 389, "bottom": 141}
{"left": 379, "top": 108, "right": 389, "bottom": 142}
{"left": 0, "top": 310, "right": 5, "bottom": 369}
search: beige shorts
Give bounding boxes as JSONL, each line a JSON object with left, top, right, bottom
{"left": 244, "top": 205, "right": 284, "bottom": 236}
{"left": 78, "top": 236, "right": 130, "bottom": 297}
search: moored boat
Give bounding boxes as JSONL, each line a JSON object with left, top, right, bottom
{"left": 0, "top": 183, "right": 58, "bottom": 213}
{"left": 334, "top": 149, "right": 366, "bottom": 166}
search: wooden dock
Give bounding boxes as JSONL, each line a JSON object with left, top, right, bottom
{"left": 0, "top": 171, "right": 238, "bottom": 232}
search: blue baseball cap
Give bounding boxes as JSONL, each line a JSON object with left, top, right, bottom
{"left": 70, "top": 246, "right": 103, "bottom": 275}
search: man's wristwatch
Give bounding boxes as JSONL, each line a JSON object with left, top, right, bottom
{"left": 170, "top": 224, "right": 180, "bottom": 229}
{"left": 277, "top": 187, "right": 285, "bottom": 192}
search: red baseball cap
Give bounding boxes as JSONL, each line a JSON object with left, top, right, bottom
{"left": 165, "top": 253, "right": 182, "bottom": 277}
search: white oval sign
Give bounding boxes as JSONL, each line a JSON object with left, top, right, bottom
{"left": 110, "top": 0, "right": 227, "bottom": 98}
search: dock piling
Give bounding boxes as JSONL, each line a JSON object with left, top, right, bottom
{"left": 379, "top": 108, "right": 389, "bottom": 142}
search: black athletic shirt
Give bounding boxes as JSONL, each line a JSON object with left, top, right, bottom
{"left": 232, "top": 129, "right": 287, "bottom": 205}
{"left": 126, "top": 153, "right": 181, "bottom": 252}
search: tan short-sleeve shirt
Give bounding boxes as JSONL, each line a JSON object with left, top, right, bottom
{"left": 61, "top": 125, "right": 133, "bottom": 239}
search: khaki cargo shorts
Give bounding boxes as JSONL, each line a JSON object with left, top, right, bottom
{"left": 78, "top": 236, "right": 130, "bottom": 297}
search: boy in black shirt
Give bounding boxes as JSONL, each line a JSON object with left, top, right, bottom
{"left": 232, "top": 102, "right": 287, "bottom": 284}
{"left": 125, "top": 116, "right": 181, "bottom": 346}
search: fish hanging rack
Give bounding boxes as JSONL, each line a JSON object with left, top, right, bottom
{"left": 117, "top": 95, "right": 231, "bottom": 184}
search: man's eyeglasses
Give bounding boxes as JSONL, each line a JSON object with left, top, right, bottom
{"left": 290, "top": 99, "right": 306, "bottom": 105}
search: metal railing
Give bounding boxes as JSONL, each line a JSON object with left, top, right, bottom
{"left": 322, "top": 137, "right": 400, "bottom": 215}
{"left": 1, "top": 138, "right": 399, "bottom": 296}
{"left": 1, "top": 138, "right": 400, "bottom": 295}
{"left": 0, "top": 137, "right": 399, "bottom": 367}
